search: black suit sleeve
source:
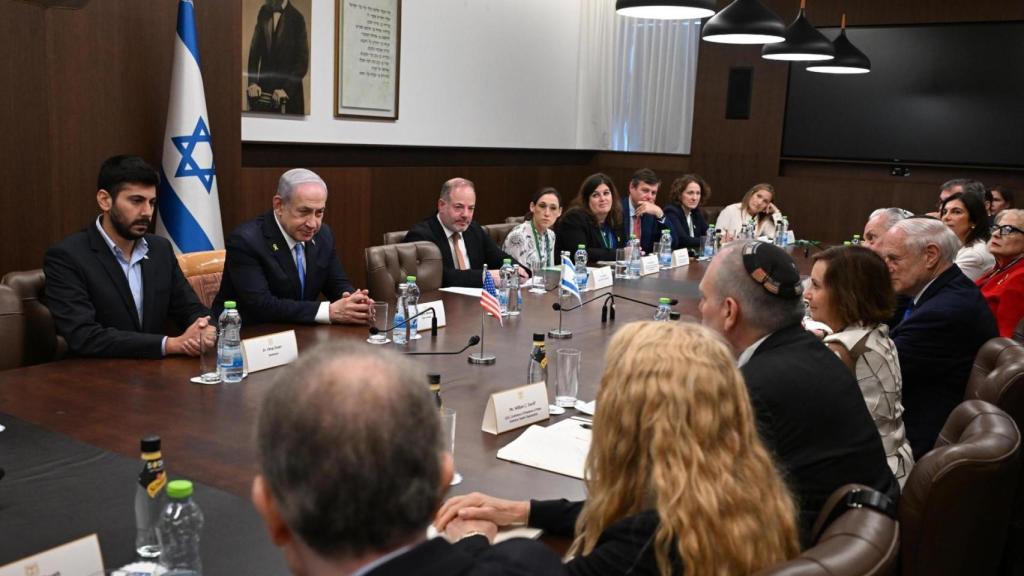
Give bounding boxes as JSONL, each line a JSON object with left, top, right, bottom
{"left": 44, "top": 245, "right": 165, "bottom": 359}
{"left": 282, "top": 12, "right": 309, "bottom": 105}
{"left": 529, "top": 499, "right": 584, "bottom": 537}
{"left": 453, "top": 536, "right": 567, "bottom": 576}
{"left": 223, "top": 231, "right": 322, "bottom": 324}
{"left": 247, "top": 9, "right": 268, "bottom": 86}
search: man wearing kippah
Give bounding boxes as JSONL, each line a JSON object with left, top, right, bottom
{"left": 698, "top": 240, "right": 898, "bottom": 545}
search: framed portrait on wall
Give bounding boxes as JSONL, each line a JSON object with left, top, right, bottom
{"left": 242, "top": 0, "right": 312, "bottom": 116}
{"left": 335, "top": 0, "right": 401, "bottom": 119}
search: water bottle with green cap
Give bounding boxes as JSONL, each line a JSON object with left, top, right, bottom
{"left": 405, "top": 275, "right": 420, "bottom": 340}
{"left": 654, "top": 298, "right": 672, "bottom": 321}
{"left": 157, "top": 479, "right": 204, "bottom": 575}
{"left": 218, "top": 301, "right": 243, "bottom": 383}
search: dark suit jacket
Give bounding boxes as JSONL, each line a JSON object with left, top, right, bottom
{"left": 402, "top": 217, "right": 516, "bottom": 288}
{"left": 620, "top": 196, "right": 666, "bottom": 254}
{"left": 663, "top": 203, "right": 709, "bottom": 252}
{"left": 364, "top": 535, "right": 565, "bottom": 576}
{"left": 742, "top": 323, "right": 899, "bottom": 545}
{"left": 43, "top": 222, "right": 208, "bottom": 359}
{"left": 891, "top": 265, "right": 998, "bottom": 459}
{"left": 214, "top": 211, "right": 355, "bottom": 324}
{"left": 247, "top": 2, "right": 308, "bottom": 114}
{"left": 530, "top": 499, "right": 680, "bottom": 576}
{"left": 554, "top": 208, "right": 623, "bottom": 266}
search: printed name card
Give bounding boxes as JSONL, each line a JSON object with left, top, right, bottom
{"left": 672, "top": 249, "right": 690, "bottom": 267}
{"left": 417, "top": 300, "right": 446, "bottom": 328}
{"left": 586, "top": 266, "right": 614, "bottom": 291}
{"left": 482, "top": 382, "right": 550, "bottom": 435}
{"left": 640, "top": 255, "right": 661, "bottom": 276}
{"left": 0, "top": 534, "right": 104, "bottom": 576}
{"left": 242, "top": 330, "right": 298, "bottom": 373}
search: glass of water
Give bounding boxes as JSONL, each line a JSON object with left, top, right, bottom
{"left": 556, "top": 348, "right": 581, "bottom": 408}
{"left": 440, "top": 407, "right": 463, "bottom": 485}
{"left": 367, "top": 302, "right": 390, "bottom": 344}
{"left": 614, "top": 248, "right": 628, "bottom": 279}
{"left": 198, "top": 329, "right": 220, "bottom": 384}
{"left": 529, "top": 256, "right": 547, "bottom": 294}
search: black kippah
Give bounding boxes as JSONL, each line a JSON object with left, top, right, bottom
{"left": 741, "top": 241, "right": 803, "bottom": 299}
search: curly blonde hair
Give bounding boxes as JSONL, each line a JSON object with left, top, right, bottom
{"left": 570, "top": 321, "right": 800, "bottom": 576}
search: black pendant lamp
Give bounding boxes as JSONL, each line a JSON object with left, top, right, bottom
{"left": 807, "top": 14, "right": 871, "bottom": 74}
{"left": 761, "top": 0, "right": 834, "bottom": 61}
{"left": 615, "top": 0, "right": 718, "bottom": 20}
{"left": 701, "top": 0, "right": 786, "bottom": 45}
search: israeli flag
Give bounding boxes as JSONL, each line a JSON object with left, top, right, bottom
{"left": 560, "top": 254, "right": 582, "bottom": 305}
{"left": 156, "top": 0, "right": 224, "bottom": 253}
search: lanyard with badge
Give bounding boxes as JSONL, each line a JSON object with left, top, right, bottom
{"left": 530, "top": 221, "right": 550, "bottom": 266}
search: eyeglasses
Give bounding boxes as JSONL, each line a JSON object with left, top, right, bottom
{"left": 990, "top": 224, "right": 1024, "bottom": 236}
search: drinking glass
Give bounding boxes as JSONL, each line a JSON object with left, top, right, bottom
{"left": 198, "top": 329, "right": 220, "bottom": 384}
{"left": 440, "top": 407, "right": 463, "bottom": 485}
{"left": 556, "top": 348, "right": 581, "bottom": 408}
{"left": 614, "top": 248, "right": 628, "bottom": 279}
{"left": 698, "top": 236, "right": 710, "bottom": 260}
{"left": 529, "top": 256, "right": 546, "bottom": 294}
{"left": 367, "top": 302, "right": 390, "bottom": 344}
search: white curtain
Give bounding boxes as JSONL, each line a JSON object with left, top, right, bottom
{"left": 576, "top": 0, "right": 701, "bottom": 154}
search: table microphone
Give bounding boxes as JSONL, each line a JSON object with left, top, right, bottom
{"left": 405, "top": 335, "right": 481, "bottom": 356}
{"left": 368, "top": 308, "right": 438, "bottom": 337}
{"left": 601, "top": 294, "right": 679, "bottom": 323}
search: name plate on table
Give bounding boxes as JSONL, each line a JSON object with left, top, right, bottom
{"left": 482, "top": 382, "right": 549, "bottom": 435}
{"left": 672, "top": 249, "right": 690, "bottom": 267}
{"left": 640, "top": 255, "right": 661, "bottom": 276}
{"left": 586, "top": 266, "right": 614, "bottom": 290}
{"left": 0, "top": 534, "right": 104, "bottom": 576}
{"left": 242, "top": 330, "right": 298, "bottom": 373}
{"left": 417, "top": 300, "right": 447, "bottom": 328}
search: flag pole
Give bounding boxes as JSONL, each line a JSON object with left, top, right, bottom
{"left": 469, "top": 268, "right": 496, "bottom": 365}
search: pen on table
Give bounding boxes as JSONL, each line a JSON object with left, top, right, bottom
{"left": 579, "top": 423, "right": 592, "bottom": 430}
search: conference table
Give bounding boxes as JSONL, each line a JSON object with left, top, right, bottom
{"left": 0, "top": 252, "right": 807, "bottom": 570}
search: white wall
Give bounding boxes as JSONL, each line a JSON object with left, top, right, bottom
{"left": 242, "top": 0, "right": 583, "bottom": 149}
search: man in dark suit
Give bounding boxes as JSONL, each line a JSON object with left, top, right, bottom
{"left": 246, "top": 0, "right": 308, "bottom": 115}
{"left": 43, "top": 155, "right": 211, "bottom": 359}
{"left": 215, "top": 168, "right": 371, "bottom": 325}
{"left": 252, "top": 341, "right": 564, "bottom": 576}
{"left": 881, "top": 218, "right": 998, "bottom": 459}
{"left": 699, "top": 240, "right": 898, "bottom": 544}
{"left": 621, "top": 168, "right": 668, "bottom": 254}
{"left": 403, "top": 178, "right": 526, "bottom": 288}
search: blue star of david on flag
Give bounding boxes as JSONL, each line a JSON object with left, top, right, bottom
{"left": 171, "top": 117, "right": 216, "bottom": 193}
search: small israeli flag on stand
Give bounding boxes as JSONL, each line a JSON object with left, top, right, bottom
{"left": 156, "top": 0, "right": 224, "bottom": 253}
{"left": 560, "top": 253, "right": 582, "bottom": 306}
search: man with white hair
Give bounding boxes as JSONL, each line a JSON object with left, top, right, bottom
{"left": 879, "top": 218, "right": 997, "bottom": 458}
{"left": 862, "top": 207, "right": 912, "bottom": 251}
{"left": 215, "top": 168, "right": 372, "bottom": 324}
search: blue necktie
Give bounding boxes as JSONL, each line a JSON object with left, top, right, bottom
{"left": 294, "top": 243, "right": 306, "bottom": 298}
{"left": 902, "top": 301, "right": 915, "bottom": 322}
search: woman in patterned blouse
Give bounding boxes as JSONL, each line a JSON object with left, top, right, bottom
{"left": 502, "top": 187, "right": 562, "bottom": 274}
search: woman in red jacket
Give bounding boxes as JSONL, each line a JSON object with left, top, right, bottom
{"left": 976, "top": 209, "right": 1024, "bottom": 337}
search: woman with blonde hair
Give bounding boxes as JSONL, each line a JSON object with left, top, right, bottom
{"left": 716, "top": 183, "right": 791, "bottom": 242}
{"left": 436, "top": 322, "right": 800, "bottom": 576}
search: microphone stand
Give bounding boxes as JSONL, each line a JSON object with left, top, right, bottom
{"left": 369, "top": 308, "right": 439, "bottom": 340}
{"left": 468, "top": 295, "right": 496, "bottom": 365}
{"left": 406, "top": 336, "right": 480, "bottom": 356}
{"left": 548, "top": 290, "right": 611, "bottom": 339}
{"left": 601, "top": 293, "right": 679, "bottom": 322}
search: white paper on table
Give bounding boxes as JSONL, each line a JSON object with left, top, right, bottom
{"left": 496, "top": 418, "right": 592, "bottom": 479}
{"left": 440, "top": 286, "right": 483, "bottom": 298}
{"left": 427, "top": 524, "right": 543, "bottom": 543}
{"left": 574, "top": 400, "right": 596, "bottom": 415}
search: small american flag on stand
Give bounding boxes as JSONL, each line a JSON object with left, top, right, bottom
{"left": 481, "top": 270, "right": 504, "bottom": 326}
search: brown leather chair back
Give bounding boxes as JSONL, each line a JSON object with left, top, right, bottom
{"left": 899, "top": 400, "right": 1021, "bottom": 576}
{"left": 754, "top": 484, "right": 899, "bottom": 576}
{"left": 382, "top": 230, "right": 408, "bottom": 245}
{"left": 176, "top": 249, "right": 225, "bottom": 308}
{"left": 1015, "top": 317, "right": 1024, "bottom": 343}
{"left": 0, "top": 285, "right": 25, "bottom": 371}
{"left": 1, "top": 269, "right": 64, "bottom": 365}
{"left": 482, "top": 222, "right": 516, "bottom": 247}
{"left": 703, "top": 205, "right": 724, "bottom": 226}
{"left": 505, "top": 216, "right": 525, "bottom": 224}
{"left": 364, "top": 242, "right": 443, "bottom": 303}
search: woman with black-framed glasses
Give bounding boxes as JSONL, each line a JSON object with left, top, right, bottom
{"left": 976, "top": 209, "right": 1024, "bottom": 337}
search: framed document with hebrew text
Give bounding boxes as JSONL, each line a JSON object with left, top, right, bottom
{"left": 335, "top": 0, "right": 401, "bottom": 119}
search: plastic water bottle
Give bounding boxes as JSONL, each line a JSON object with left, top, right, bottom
{"left": 654, "top": 297, "right": 672, "bottom": 321}
{"left": 157, "top": 480, "right": 204, "bottom": 576}
{"left": 507, "top": 264, "right": 521, "bottom": 316}
{"left": 702, "top": 225, "right": 716, "bottom": 260}
{"left": 775, "top": 217, "right": 789, "bottom": 246}
{"left": 217, "top": 301, "right": 243, "bottom": 383}
{"left": 628, "top": 235, "right": 642, "bottom": 278}
{"left": 851, "top": 234, "right": 861, "bottom": 245}
{"left": 497, "top": 260, "right": 513, "bottom": 316}
{"left": 571, "top": 244, "right": 587, "bottom": 290}
{"left": 135, "top": 435, "right": 166, "bottom": 559}
{"left": 393, "top": 283, "right": 408, "bottom": 345}
{"left": 405, "top": 276, "right": 420, "bottom": 340}
{"left": 659, "top": 229, "right": 673, "bottom": 268}
{"left": 428, "top": 374, "right": 443, "bottom": 409}
{"left": 527, "top": 333, "right": 547, "bottom": 386}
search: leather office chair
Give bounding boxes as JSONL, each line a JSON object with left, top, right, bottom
{"left": 965, "top": 337, "right": 1024, "bottom": 576}
{"left": 1, "top": 269, "right": 64, "bottom": 366}
{"left": 505, "top": 216, "right": 525, "bottom": 224}
{"left": 754, "top": 484, "right": 899, "bottom": 576}
{"left": 0, "top": 285, "right": 25, "bottom": 371}
{"left": 899, "top": 399, "right": 1021, "bottom": 576}
{"left": 176, "top": 249, "right": 226, "bottom": 308}
{"left": 382, "top": 230, "right": 408, "bottom": 245}
{"left": 1015, "top": 317, "right": 1024, "bottom": 344}
{"left": 703, "top": 205, "right": 724, "bottom": 226}
{"left": 482, "top": 222, "right": 516, "bottom": 247}
{"left": 364, "top": 241, "right": 443, "bottom": 303}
